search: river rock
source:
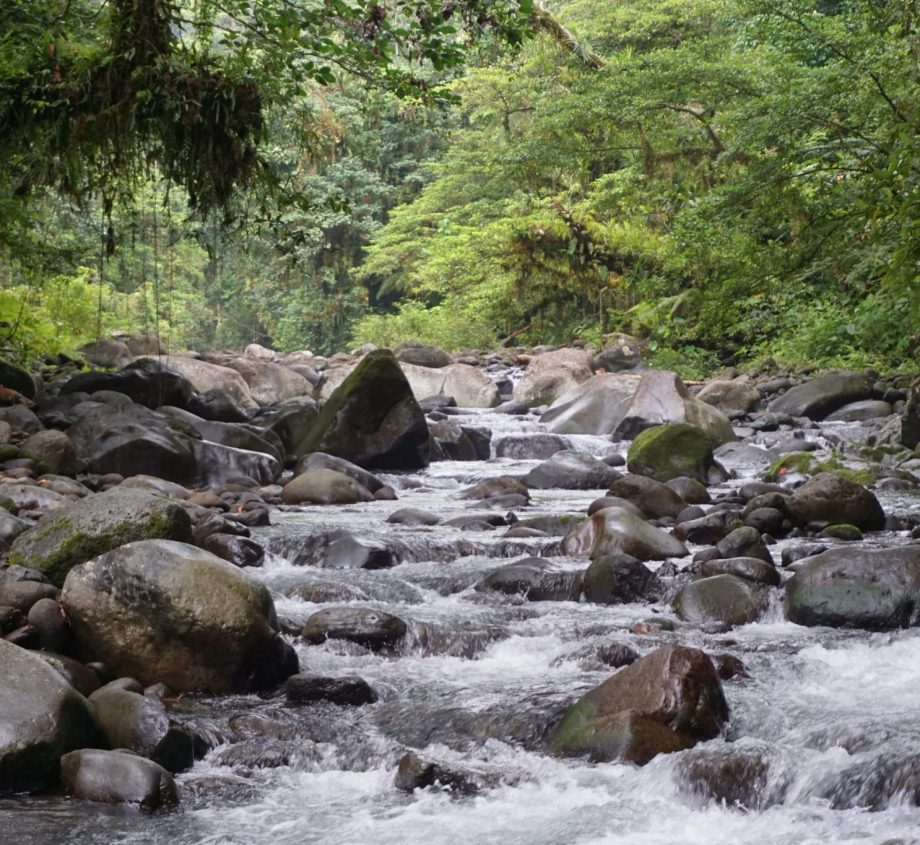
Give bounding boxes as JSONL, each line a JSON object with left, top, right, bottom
{"left": 716, "top": 526, "right": 774, "bottom": 565}
{"left": 394, "top": 343, "right": 453, "bottom": 369}
{"left": 768, "top": 371, "right": 873, "bottom": 420}
{"left": 202, "top": 533, "right": 265, "bottom": 568}
{"left": 673, "top": 575, "right": 769, "bottom": 627}
{"left": 255, "top": 398, "right": 319, "bottom": 454}
{"left": 61, "top": 359, "right": 194, "bottom": 410}
{"left": 458, "top": 475, "right": 530, "bottom": 502}
{"left": 301, "top": 607, "right": 408, "bottom": 650}
{"left": 475, "top": 557, "right": 583, "bottom": 601}
{"left": 429, "top": 420, "right": 478, "bottom": 461}
{"left": 294, "top": 452, "right": 386, "bottom": 493}
{"left": 825, "top": 400, "right": 894, "bottom": 421}
{"left": 540, "top": 373, "right": 642, "bottom": 434}
{"left": 0, "top": 639, "right": 101, "bottom": 792}
{"left": 583, "top": 553, "right": 663, "bottom": 604}
{"left": 190, "top": 439, "right": 281, "bottom": 488}
{"left": 285, "top": 674, "right": 379, "bottom": 706}
{"left": 296, "top": 350, "right": 429, "bottom": 470}
{"left": 139, "top": 355, "right": 258, "bottom": 411}
{"left": 214, "top": 356, "right": 312, "bottom": 406}
{"left": 699, "top": 556, "right": 781, "bottom": 587}
{"left": 524, "top": 450, "right": 622, "bottom": 490}
{"left": 696, "top": 378, "right": 761, "bottom": 414}
{"left": 677, "top": 744, "right": 777, "bottom": 808}
{"left": 60, "top": 749, "right": 179, "bottom": 811}
{"left": 386, "top": 508, "right": 440, "bottom": 526}
{"left": 68, "top": 403, "right": 197, "bottom": 482}
{"left": 592, "top": 335, "right": 645, "bottom": 372}
{"left": 607, "top": 474, "right": 687, "bottom": 519}
{"left": 27, "top": 597, "right": 69, "bottom": 651}
{"left": 785, "top": 546, "right": 920, "bottom": 629}
{"left": 627, "top": 423, "right": 717, "bottom": 484}
{"left": 18, "top": 430, "right": 77, "bottom": 476}
{"left": 0, "top": 358, "right": 38, "bottom": 399}
{"left": 61, "top": 540, "right": 297, "bottom": 693}
{"left": 89, "top": 683, "right": 194, "bottom": 773}
{"left": 0, "top": 580, "right": 59, "bottom": 614}
{"left": 613, "top": 371, "right": 736, "bottom": 443}
{"left": 512, "top": 348, "right": 594, "bottom": 406}
{"left": 562, "top": 507, "right": 688, "bottom": 562}
{"left": 185, "top": 387, "right": 253, "bottom": 423}
{"left": 494, "top": 434, "right": 568, "bottom": 460}
{"left": 161, "top": 406, "right": 283, "bottom": 464}
{"left": 0, "top": 405, "right": 43, "bottom": 434}
{"left": 8, "top": 488, "right": 193, "bottom": 587}
{"left": 787, "top": 472, "right": 885, "bottom": 531}
{"left": 281, "top": 468, "right": 374, "bottom": 505}
{"left": 400, "top": 361, "right": 501, "bottom": 408}
{"left": 901, "top": 376, "right": 920, "bottom": 449}
{"left": 394, "top": 751, "right": 487, "bottom": 795}
{"left": 549, "top": 644, "right": 729, "bottom": 763}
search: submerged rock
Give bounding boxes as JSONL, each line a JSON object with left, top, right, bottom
{"left": 673, "top": 574, "right": 769, "bottom": 627}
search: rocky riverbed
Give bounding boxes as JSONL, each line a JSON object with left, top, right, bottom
{"left": 0, "top": 339, "right": 919, "bottom": 844}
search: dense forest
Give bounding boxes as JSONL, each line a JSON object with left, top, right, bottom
{"left": 1, "top": 0, "right": 918, "bottom": 376}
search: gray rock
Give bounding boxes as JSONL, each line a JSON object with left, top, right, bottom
{"left": 475, "top": 557, "right": 583, "bottom": 601}
{"left": 716, "top": 526, "right": 774, "bottom": 565}
{"left": 512, "top": 348, "right": 594, "bottom": 406}
{"left": 607, "top": 474, "right": 686, "bottom": 519}
{"left": 61, "top": 360, "right": 194, "bottom": 410}
{"left": 285, "top": 674, "right": 379, "bottom": 706}
{"left": 768, "top": 371, "right": 873, "bottom": 420}
{"left": 494, "top": 434, "right": 569, "bottom": 460}
{"left": 0, "top": 639, "right": 100, "bottom": 792}
{"left": 281, "top": 468, "right": 374, "bottom": 505}
{"left": 785, "top": 546, "right": 920, "bottom": 629}
{"left": 301, "top": 607, "right": 408, "bottom": 650}
{"left": 524, "top": 450, "right": 622, "bottom": 490}
{"left": 696, "top": 378, "right": 761, "bottom": 414}
{"left": 19, "top": 430, "right": 77, "bottom": 476}
{"left": 699, "top": 556, "right": 781, "bottom": 587}
{"left": 61, "top": 540, "right": 297, "bottom": 693}
{"left": 563, "top": 506, "right": 688, "bottom": 562}
{"left": 673, "top": 575, "right": 769, "bottom": 627}
{"left": 60, "top": 749, "right": 179, "bottom": 811}
{"left": 540, "top": 373, "right": 642, "bottom": 435}
{"left": 825, "top": 400, "right": 894, "bottom": 421}
{"left": 788, "top": 472, "right": 885, "bottom": 531}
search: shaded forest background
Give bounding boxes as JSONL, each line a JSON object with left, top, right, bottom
{"left": 1, "top": 0, "right": 918, "bottom": 377}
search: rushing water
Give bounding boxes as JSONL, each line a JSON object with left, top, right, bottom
{"left": 3, "top": 406, "right": 920, "bottom": 845}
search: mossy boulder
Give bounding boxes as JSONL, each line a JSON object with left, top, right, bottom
{"left": 8, "top": 489, "right": 192, "bottom": 587}
{"left": 548, "top": 645, "right": 728, "bottom": 764}
{"left": 61, "top": 540, "right": 298, "bottom": 693}
{"left": 627, "top": 423, "right": 717, "bottom": 484}
{"left": 785, "top": 546, "right": 920, "bottom": 629}
{"left": 295, "top": 349, "right": 429, "bottom": 471}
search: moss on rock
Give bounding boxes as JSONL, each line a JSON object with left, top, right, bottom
{"left": 627, "top": 423, "right": 716, "bottom": 484}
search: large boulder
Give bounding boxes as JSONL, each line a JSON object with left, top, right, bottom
{"left": 295, "top": 349, "right": 429, "bottom": 470}
{"left": 549, "top": 645, "right": 729, "bottom": 763}
{"left": 592, "top": 334, "right": 645, "bottom": 373}
{"left": 787, "top": 472, "right": 885, "bottom": 531}
{"left": 523, "top": 450, "right": 622, "bottom": 490}
{"left": 673, "top": 575, "right": 769, "bottom": 627}
{"left": 785, "top": 546, "right": 920, "bottom": 630}
{"left": 301, "top": 607, "right": 408, "bottom": 650}
{"left": 627, "top": 423, "right": 717, "bottom": 484}
{"left": 60, "top": 360, "right": 194, "bottom": 409}
{"left": 768, "top": 371, "right": 873, "bottom": 420}
{"left": 612, "top": 370, "right": 736, "bottom": 443}
{"left": 68, "top": 403, "right": 197, "bottom": 482}
{"left": 161, "top": 406, "right": 283, "bottom": 464}
{"left": 607, "top": 474, "right": 686, "bottom": 519}
{"left": 562, "top": 506, "right": 688, "bottom": 562}
{"left": 696, "top": 378, "right": 761, "bottom": 414}
{"left": 0, "top": 639, "right": 100, "bottom": 792}
{"left": 211, "top": 356, "right": 312, "bottom": 406}
{"left": 8, "top": 488, "right": 192, "bottom": 587}
{"left": 901, "top": 377, "right": 920, "bottom": 449}
{"left": 189, "top": 439, "right": 281, "bottom": 487}
{"left": 401, "top": 361, "right": 501, "bottom": 408}
{"left": 139, "top": 355, "right": 258, "bottom": 411}
{"left": 475, "top": 557, "right": 583, "bottom": 602}
{"left": 540, "top": 373, "right": 642, "bottom": 435}
{"left": 512, "top": 348, "right": 594, "bottom": 407}
{"left": 255, "top": 398, "right": 319, "bottom": 454}
{"left": 60, "top": 749, "right": 179, "bottom": 811}
{"left": 61, "top": 540, "right": 297, "bottom": 693}
{"left": 394, "top": 343, "right": 453, "bottom": 369}
{"left": 0, "top": 358, "right": 38, "bottom": 398}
